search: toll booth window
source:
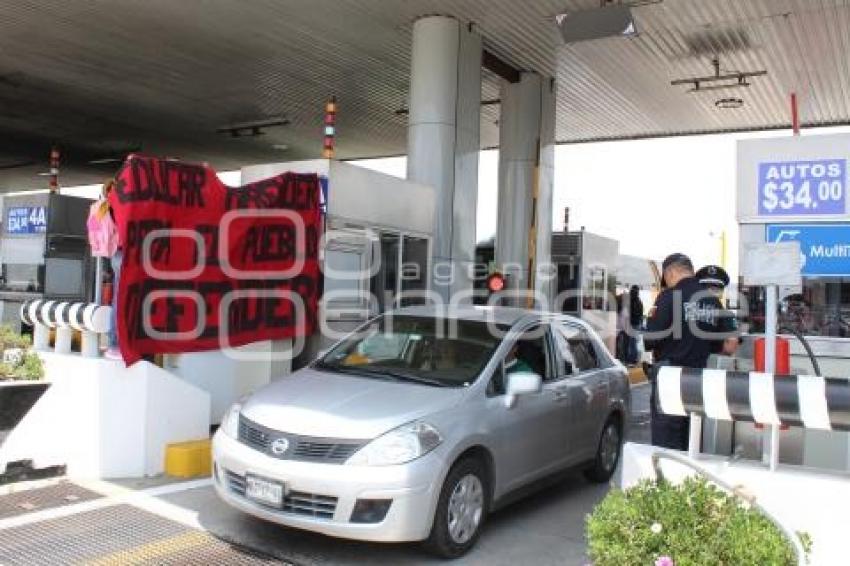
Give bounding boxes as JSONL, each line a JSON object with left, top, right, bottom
{"left": 323, "top": 249, "right": 364, "bottom": 307}
{"left": 746, "top": 278, "right": 850, "bottom": 338}
{"left": 584, "top": 267, "right": 610, "bottom": 311}
{"left": 557, "top": 262, "right": 580, "bottom": 313}
{"left": 370, "top": 233, "right": 400, "bottom": 313}
{"left": 399, "top": 236, "right": 429, "bottom": 306}
{"left": 44, "top": 257, "right": 84, "bottom": 297}
{"left": 1, "top": 263, "right": 42, "bottom": 292}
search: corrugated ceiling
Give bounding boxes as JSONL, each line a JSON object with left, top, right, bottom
{"left": 0, "top": 0, "right": 847, "bottom": 188}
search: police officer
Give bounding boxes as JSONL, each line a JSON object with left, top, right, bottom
{"left": 696, "top": 264, "right": 740, "bottom": 356}
{"left": 644, "top": 254, "right": 730, "bottom": 450}
{"left": 695, "top": 264, "right": 730, "bottom": 290}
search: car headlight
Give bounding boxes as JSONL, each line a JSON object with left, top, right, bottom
{"left": 221, "top": 402, "right": 242, "bottom": 438}
{"left": 346, "top": 421, "right": 442, "bottom": 466}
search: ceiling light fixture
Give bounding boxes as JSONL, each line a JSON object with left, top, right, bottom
{"left": 395, "top": 99, "right": 500, "bottom": 116}
{"left": 715, "top": 97, "right": 744, "bottom": 109}
{"left": 671, "top": 57, "right": 767, "bottom": 93}
{"left": 217, "top": 116, "right": 289, "bottom": 138}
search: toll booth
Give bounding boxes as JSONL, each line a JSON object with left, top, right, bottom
{"left": 473, "top": 230, "right": 619, "bottom": 348}
{"left": 241, "top": 159, "right": 435, "bottom": 368}
{"left": 729, "top": 132, "right": 850, "bottom": 471}
{"left": 551, "top": 230, "right": 619, "bottom": 352}
{"left": 0, "top": 193, "right": 94, "bottom": 331}
{"left": 168, "top": 159, "right": 435, "bottom": 422}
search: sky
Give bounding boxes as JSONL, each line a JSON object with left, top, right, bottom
{"left": 46, "top": 125, "right": 850, "bottom": 279}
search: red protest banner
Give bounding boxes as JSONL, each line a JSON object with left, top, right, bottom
{"left": 108, "top": 155, "right": 321, "bottom": 364}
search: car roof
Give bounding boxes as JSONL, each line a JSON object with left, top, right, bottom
{"left": 386, "top": 305, "right": 587, "bottom": 329}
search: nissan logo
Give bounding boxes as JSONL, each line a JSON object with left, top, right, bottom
{"left": 270, "top": 437, "right": 290, "bottom": 456}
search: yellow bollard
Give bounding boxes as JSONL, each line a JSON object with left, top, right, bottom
{"left": 164, "top": 439, "right": 212, "bottom": 478}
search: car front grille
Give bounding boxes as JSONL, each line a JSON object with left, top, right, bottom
{"left": 224, "top": 470, "right": 338, "bottom": 519}
{"left": 238, "top": 415, "right": 364, "bottom": 464}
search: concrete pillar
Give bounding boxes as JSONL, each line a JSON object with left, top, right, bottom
{"left": 55, "top": 326, "right": 72, "bottom": 355}
{"left": 81, "top": 330, "right": 99, "bottom": 358}
{"left": 495, "top": 72, "right": 556, "bottom": 309}
{"left": 407, "top": 15, "right": 482, "bottom": 302}
{"left": 536, "top": 78, "right": 557, "bottom": 309}
{"left": 33, "top": 323, "right": 49, "bottom": 351}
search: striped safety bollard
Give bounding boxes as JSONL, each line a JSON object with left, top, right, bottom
{"left": 656, "top": 366, "right": 850, "bottom": 459}
{"left": 20, "top": 299, "right": 112, "bottom": 358}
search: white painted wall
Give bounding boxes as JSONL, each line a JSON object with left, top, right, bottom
{"left": 0, "top": 353, "right": 210, "bottom": 479}
{"left": 166, "top": 340, "right": 283, "bottom": 424}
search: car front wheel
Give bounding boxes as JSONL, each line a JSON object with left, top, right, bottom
{"left": 424, "top": 457, "right": 488, "bottom": 559}
{"left": 584, "top": 417, "right": 622, "bottom": 483}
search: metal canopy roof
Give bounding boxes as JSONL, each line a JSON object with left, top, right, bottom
{"left": 0, "top": 0, "right": 848, "bottom": 189}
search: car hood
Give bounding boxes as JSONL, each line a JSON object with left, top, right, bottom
{"left": 241, "top": 367, "right": 463, "bottom": 440}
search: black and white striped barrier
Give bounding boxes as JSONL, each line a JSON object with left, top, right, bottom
{"left": 20, "top": 300, "right": 112, "bottom": 357}
{"left": 657, "top": 366, "right": 850, "bottom": 432}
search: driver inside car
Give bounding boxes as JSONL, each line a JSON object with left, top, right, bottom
{"left": 505, "top": 343, "right": 533, "bottom": 374}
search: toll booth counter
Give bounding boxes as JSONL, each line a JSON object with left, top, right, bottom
{"left": 0, "top": 193, "right": 94, "bottom": 332}
{"left": 721, "top": 133, "right": 850, "bottom": 471}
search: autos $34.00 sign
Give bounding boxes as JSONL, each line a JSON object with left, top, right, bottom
{"left": 758, "top": 159, "right": 846, "bottom": 216}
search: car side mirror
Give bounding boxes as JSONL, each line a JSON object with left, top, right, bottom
{"left": 504, "top": 371, "right": 543, "bottom": 409}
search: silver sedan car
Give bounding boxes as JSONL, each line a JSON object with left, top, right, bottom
{"left": 213, "top": 305, "right": 630, "bottom": 558}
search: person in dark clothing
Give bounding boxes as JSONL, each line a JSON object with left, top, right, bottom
{"left": 696, "top": 264, "right": 739, "bottom": 356}
{"left": 615, "top": 291, "right": 628, "bottom": 363}
{"left": 644, "top": 253, "right": 733, "bottom": 450}
{"left": 626, "top": 285, "right": 644, "bottom": 364}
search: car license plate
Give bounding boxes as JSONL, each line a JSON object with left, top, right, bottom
{"left": 245, "top": 474, "right": 284, "bottom": 507}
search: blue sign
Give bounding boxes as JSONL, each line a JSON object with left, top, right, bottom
{"left": 758, "top": 159, "right": 847, "bottom": 216}
{"left": 6, "top": 206, "right": 47, "bottom": 235}
{"left": 766, "top": 224, "right": 850, "bottom": 277}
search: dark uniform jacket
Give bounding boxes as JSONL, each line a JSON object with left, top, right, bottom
{"left": 644, "top": 276, "right": 729, "bottom": 368}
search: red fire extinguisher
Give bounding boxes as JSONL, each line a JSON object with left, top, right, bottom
{"left": 754, "top": 336, "right": 791, "bottom": 430}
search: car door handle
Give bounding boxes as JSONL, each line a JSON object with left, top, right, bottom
{"left": 553, "top": 387, "right": 569, "bottom": 401}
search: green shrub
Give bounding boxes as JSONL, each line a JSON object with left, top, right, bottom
{"left": 0, "top": 326, "right": 43, "bottom": 381}
{"left": 586, "top": 477, "right": 808, "bottom": 566}
{"left": 9, "top": 351, "right": 44, "bottom": 381}
{"left": 0, "top": 325, "right": 31, "bottom": 351}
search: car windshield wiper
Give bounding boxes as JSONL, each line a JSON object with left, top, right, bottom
{"left": 314, "top": 361, "right": 450, "bottom": 387}
{"left": 358, "top": 368, "right": 450, "bottom": 388}
{"left": 313, "top": 361, "right": 405, "bottom": 382}
{"left": 312, "top": 360, "right": 342, "bottom": 372}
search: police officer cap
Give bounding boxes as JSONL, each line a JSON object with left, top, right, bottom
{"left": 696, "top": 265, "right": 730, "bottom": 288}
{"left": 661, "top": 253, "right": 693, "bottom": 272}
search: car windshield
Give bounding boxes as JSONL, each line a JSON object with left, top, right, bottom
{"left": 314, "top": 315, "right": 507, "bottom": 387}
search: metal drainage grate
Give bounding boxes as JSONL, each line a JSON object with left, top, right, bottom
{"left": 0, "top": 481, "right": 102, "bottom": 520}
{"left": 225, "top": 470, "right": 338, "bottom": 519}
{"left": 0, "top": 503, "right": 288, "bottom": 566}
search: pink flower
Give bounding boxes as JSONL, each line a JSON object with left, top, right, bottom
{"left": 655, "top": 557, "right": 675, "bottom": 566}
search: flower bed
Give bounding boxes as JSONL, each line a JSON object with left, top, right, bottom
{"left": 587, "top": 477, "right": 810, "bottom": 566}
